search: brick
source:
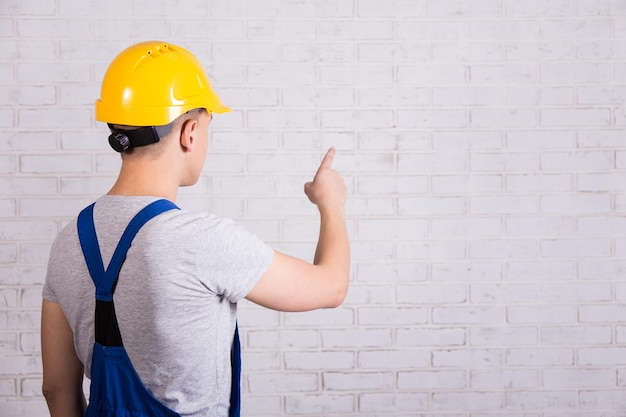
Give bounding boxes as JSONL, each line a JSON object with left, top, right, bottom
{"left": 545, "top": 369, "right": 615, "bottom": 388}
{"left": 507, "top": 305, "right": 577, "bottom": 323}
{"left": 579, "top": 0, "right": 626, "bottom": 15}
{"left": 541, "top": 63, "right": 610, "bottom": 84}
{"left": 359, "top": 392, "right": 430, "bottom": 412}
{"left": 285, "top": 352, "right": 354, "bottom": 370}
{"left": 397, "top": 64, "right": 467, "bottom": 85}
{"left": 578, "top": 173, "right": 626, "bottom": 192}
{"left": 470, "top": 326, "right": 538, "bottom": 346}
{"left": 540, "top": 19, "right": 611, "bottom": 39}
{"left": 358, "top": 87, "right": 428, "bottom": 107}
{"left": 471, "top": 152, "right": 538, "bottom": 171}
{"left": 507, "top": 131, "right": 573, "bottom": 149}
{"left": 433, "top": 131, "right": 502, "bottom": 150}
{"left": 471, "top": 369, "right": 539, "bottom": 389}
{"left": 0, "top": 200, "right": 15, "bottom": 217}
{"left": 505, "top": 0, "right": 575, "bottom": 16}
{"left": 358, "top": 131, "right": 429, "bottom": 151}
{"left": 397, "top": 328, "right": 465, "bottom": 347}
{"left": 396, "top": 284, "right": 466, "bottom": 305}
{"left": 321, "top": 329, "right": 392, "bottom": 348}
{"left": 0, "top": 221, "right": 57, "bottom": 241}
{"left": 20, "top": 377, "right": 41, "bottom": 397}
{"left": 19, "top": 198, "right": 91, "bottom": 218}
{"left": 471, "top": 283, "right": 540, "bottom": 304}
{"left": 358, "top": 219, "right": 427, "bottom": 240}
{"left": 471, "top": 64, "right": 536, "bottom": 84}
{"left": 285, "top": 394, "right": 354, "bottom": 414}
{"left": 0, "top": 332, "right": 18, "bottom": 351}
{"left": 60, "top": 177, "right": 114, "bottom": 196}
{"left": 284, "top": 308, "right": 354, "bottom": 327}
{"left": 399, "top": 153, "right": 467, "bottom": 173}
{"left": 316, "top": 0, "right": 354, "bottom": 17}
{"left": 0, "top": 355, "right": 41, "bottom": 375}
{"left": 345, "top": 284, "right": 395, "bottom": 304}
{"left": 324, "top": 371, "right": 393, "bottom": 391}
{"left": 248, "top": 329, "right": 318, "bottom": 349}
{"left": 398, "top": 197, "right": 466, "bottom": 215}
{"left": 432, "top": 262, "right": 503, "bottom": 281}
{"left": 506, "top": 348, "right": 574, "bottom": 366}
{"left": 506, "top": 391, "right": 577, "bottom": 411}
{"left": 248, "top": 372, "right": 318, "bottom": 393}
{"left": 399, "top": 370, "right": 466, "bottom": 390}
{"left": 433, "top": 306, "right": 505, "bottom": 325}
{"left": 541, "top": 326, "right": 612, "bottom": 345}
{"left": 434, "top": 86, "right": 502, "bottom": 106}
{"left": 471, "top": 108, "right": 537, "bottom": 128}
{"left": 319, "top": 64, "right": 393, "bottom": 85}
{"left": 579, "top": 390, "right": 626, "bottom": 410}
{"left": 248, "top": 110, "right": 317, "bottom": 129}
{"left": 209, "top": 0, "right": 276, "bottom": 17}
{"left": 506, "top": 216, "right": 573, "bottom": 237}
{"left": 430, "top": 0, "right": 502, "bottom": 18}
{"left": 541, "top": 151, "right": 612, "bottom": 171}
{"left": 283, "top": 87, "right": 352, "bottom": 107}
{"left": 470, "top": 239, "right": 537, "bottom": 259}
{"left": 579, "top": 305, "right": 626, "bottom": 323}
{"left": 541, "top": 195, "right": 610, "bottom": 213}
{"left": 541, "top": 238, "right": 611, "bottom": 258}
{"left": 0, "top": 244, "right": 17, "bottom": 264}
{"left": 432, "top": 218, "right": 501, "bottom": 237}
{"left": 320, "top": 21, "right": 393, "bottom": 40}
{"left": 358, "top": 0, "right": 427, "bottom": 17}
{"left": 542, "top": 108, "right": 611, "bottom": 127}
{"left": 507, "top": 41, "right": 576, "bottom": 61}
{"left": 20, "top": 333, "right": 40, "bottom": 353}
{"left": 358, "top": 175, "right": 428, "bottom": 195}
{"left": 578, "top": 129, "right": 622, "bottom": 148}
{"left": 356, "top": 262, "right": 428, "bottom": 283}
{"left": 398, "top": 240, "right": 467, "bottom": 260}
{"left": 506, "top": 174, "right": 572, "bottom": 192}
{"left": 471, "top": 196, "right": 537, "bottom": 214}
{"left": 358, "top": 43, "right": 429, "bottom": 63}
{"left": 0, "top": 378, "right": 16, "bottom": 396}
{"left": 397, "top": 20, "right": 468, "bottom": 40}
{"left": 248, "top": 64, "right": 316, "bottom": 85}
{"left": 433, "top": 392, "right": 503, "bottom": 411}
{"left": 578, "top": 217, "right": 626, "bottom": 236}
{"left": 357, "top": 350, "right": 429, "bottom": 370}
{"left": 3, "top": 0, "right": 55, "bottom": 15}
{"left": 321, "top": 110, "right": 393, "bottom": 129}
{"left": 506, "top": 86, "right": 575, "bottom": 106}
{"left": 94, "top": 19, "right": 170, "bottom": 40}
{"left": 241, "top": 351, "right": 280, "bottom": 371}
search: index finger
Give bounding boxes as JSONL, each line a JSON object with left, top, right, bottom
{"left": 319, "top": 147, "right": 336, "bottom": 169}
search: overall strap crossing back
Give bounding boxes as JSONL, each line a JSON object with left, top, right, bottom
{"left": 78, "top": 199, "right": 180, "bottom": 347}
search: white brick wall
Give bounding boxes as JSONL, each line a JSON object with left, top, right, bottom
{"left": 1, "top": 0, "right": 625, "bottom": 416}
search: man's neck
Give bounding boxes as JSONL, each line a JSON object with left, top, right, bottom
{"left": 108, "top": 159, "right": 179, "bottom": 202}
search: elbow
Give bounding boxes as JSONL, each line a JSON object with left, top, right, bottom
{"left": 42, "top": 383, "right": 56, "bottom": 405}
{"left": 326, "top": 273, "right": 349, "bottom": 308}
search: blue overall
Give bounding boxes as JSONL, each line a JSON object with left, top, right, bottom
{"left": 77, "top": 199, "right": 242, "bottom": 417}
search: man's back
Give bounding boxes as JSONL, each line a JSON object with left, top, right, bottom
{"left": 43, "top": 195, "right": 273, "bottom": 416}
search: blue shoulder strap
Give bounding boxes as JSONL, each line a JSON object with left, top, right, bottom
{"left": 77, "top": 199, "right": 179, "bottom": 300}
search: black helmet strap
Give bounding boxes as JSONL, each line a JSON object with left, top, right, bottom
{"left": 107, "top": 123, "right": 173, "bottom": 153}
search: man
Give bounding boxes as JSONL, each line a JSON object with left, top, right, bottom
{"left": 41, "top": 41, "right": 349, "bottom": 417}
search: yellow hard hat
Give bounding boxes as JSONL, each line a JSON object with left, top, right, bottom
{"left": 95, "top": 41, "right": 230, "bottom": 127}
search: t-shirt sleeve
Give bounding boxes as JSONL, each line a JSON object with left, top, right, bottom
{"left": 195, "top": 215, "right": 274, "bottom": 303}
{"left": 42, "top": 230, "right": 66, "bottom": 304}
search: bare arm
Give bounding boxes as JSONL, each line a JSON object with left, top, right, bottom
{"left": 41, "top": 299, "right": 86, "bottom": 417}
{"left": 246, "top": 148, "right": 350, "bottom": 312}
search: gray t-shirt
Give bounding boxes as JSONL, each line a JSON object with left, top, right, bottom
{"left": 43, "top": 195, "right": 274, "bottom": 416}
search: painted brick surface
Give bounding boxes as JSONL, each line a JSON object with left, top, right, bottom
{"left": 1, "top": 0, "right": 626, "bottom": 416}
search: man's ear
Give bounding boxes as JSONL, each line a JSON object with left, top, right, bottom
{"left": 179, "top": 118, "right": 198, "bottom": 152}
